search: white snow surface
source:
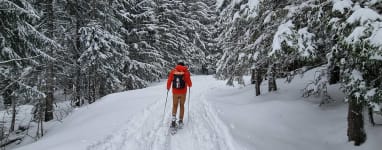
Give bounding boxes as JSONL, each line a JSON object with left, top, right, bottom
{"left": 15, "top": 69, "right": 382, "bottom": 150}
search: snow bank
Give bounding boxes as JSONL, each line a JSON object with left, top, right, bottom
{"left": 206, "top": 68, "right": 382, "bottom": 150}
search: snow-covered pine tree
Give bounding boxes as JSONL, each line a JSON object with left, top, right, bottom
{"left": 0, "top": 0, "right": 58, "bottom": 132}
{"left": 328, "top": 0, "right": 382, "bottom": 145}
{"left": 77, "top": 0, "right": 129, "bottom": 103}
{"left": 154, "top": 0, "right": 212, "bottom": 72}
{"left": 215, "top": 0, "right": 260, "bottom": 84}
{"left": 215, "top": 0, "right": 332, "bottom": 95}
{"left": 182, "top": 0, "right": 216, "bottom": 73}
{"left": 115, "top": 0, "right": 166, "bottom": 89}
{"left": 33, "top": 0, "right": 58, "bottom": 122}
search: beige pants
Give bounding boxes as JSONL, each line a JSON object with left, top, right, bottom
{"left": 172, "top": 94, "right": 186, "bottom": 120}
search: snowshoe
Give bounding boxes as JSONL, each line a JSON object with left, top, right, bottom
{"left": 170, "top": 120, "right": 177, "bottom": 135}
{"left": 178, "top": 120, "right": 184, "bottom": 129}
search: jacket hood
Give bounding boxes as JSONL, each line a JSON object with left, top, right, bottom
{"left": 175, "top": 65, "right": 188, "bottom": 71}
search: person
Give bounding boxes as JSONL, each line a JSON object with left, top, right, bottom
{"left": 166, "top": 62, "right": 192, "bottom": 128}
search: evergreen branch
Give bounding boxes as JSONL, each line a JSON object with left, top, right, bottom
{"left": 0, "top": 55, "right": 42, "bottom": 64}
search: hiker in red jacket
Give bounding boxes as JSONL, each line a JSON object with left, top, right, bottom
{"left": 167, "top": 62, "right": 192, "bottom": 128}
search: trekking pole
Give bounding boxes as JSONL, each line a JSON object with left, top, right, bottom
{"left": 187, "top": 88, "right": 191, "bottom": 124}
{"left": 163, "top": 90, "right": 169, "bottom": 123}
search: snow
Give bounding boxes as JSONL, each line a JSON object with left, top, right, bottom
{"left": 263, "top": 12, "right": 272, "bottom": 24}
{"left": 215, "top": 0, "right": 225, "bottom": 10}
{"left": 270, "top": 20, "right": 295, "bottom": 56}
{"left": 346, "top": 8, "right": 382, "bottom": 25}
{"left": 297, "top": 27, "right": 316, "bottom": 57}
{"left": 365, "top": 88, "right": 377, "bottom": 98}
{"left": 332, "top": 0, "right": 353, "bottom": 14}
{"left": 370, "top": 54, "right": 382, "bottom": 60}
{"left": 233, "top": 11, "right": 240, "bottom": 21}
{"left": 351, "top": 69, "right": 363, "bottom": 81}
{"left": 345, "top": 26, "right": 367, "bottom": 44}
{"left": 244, "top": 0, "right": 259, "bottom": 18}
{"left": 247, "top": 0, "right": 259, "bottom": 10}
{"left": 0, "top": 105, "right": 34, "bottom": 131}
{"left": 368, "top": 22, "right": 382, "bottom": 47}
{"left": 14, "top": 69, "right": 382, "bottom": 150}
{"left": 329, "top": 17, "right": 341, "bottom": 24}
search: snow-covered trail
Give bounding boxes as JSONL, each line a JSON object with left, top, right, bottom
{"left": 15, "top": 69, "right": 382, "bottom": 150}
{"left": 86, "top": 76, "right": 242, "bottom": 150}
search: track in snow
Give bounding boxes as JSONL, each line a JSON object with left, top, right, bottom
{"left": 87, "top": 77, "right": 242, "bottom": 150}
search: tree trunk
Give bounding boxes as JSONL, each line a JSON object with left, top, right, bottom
{"left": 368, "top": 107, "right": 375, "bottom": 126}
{"left": 45, "top": 62, "right": 54, "bottom": 122}
{"left": 9, "top": 96, "right": 16, "bottom": 132}
{"left": 73, "top": 1, "right": 83, "bottom": 107}
{"left": 226, "top": 77, "right": 234, "bottom": 86}
{"left": 268, "top": 64, "right": 277, "bottom": 92}
{"left": 329, "top": 66, "right": 340, "bottom": 84}
{"left": 35, "top": 100, "right": 44, "bottom": 138}
{"left": 44, "top": 0, "right": 54, "bottom": 122}
{"left": 255, "top": 69, "right": 263, "bottom": 96}
{"left": 347, "top": 96, "right": 366, "bottom": 146}
{"left": 73, "top": 68, "right": 82, "bottom": 107}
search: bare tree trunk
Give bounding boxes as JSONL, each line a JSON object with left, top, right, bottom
{"left": 35, "top": 100, "right": 44, "bottom": 138}
{"left": 226, "top": 77, "right": 234, "bottom": 86}
{"left": 44, "top": 0, "right": 54, "bottom": 122}
{"left": 73, "top": 68, "right": 82, "bottom": 107}
{"left": 87, "top": 72, "right": 92, "bottom": 104}
{"left": 268, "top": 64, "right": 277, "bottom": 92}
{"left": 329, "top": 66, "right": 340, "bottom": 84}
{"left": 45, "top": 63, "right": 54, "bottom": 122}
{"left": 368, "top": 107, "right": 375, "bottom": 126}
{"left": 40, "top": 113, "right": 44, "bottom": 137}
{"left": 347, "top": 96, "right": 366, "bottom": 146}
{"left": 255, "top": 68, "right": 263, "bottom": 96}
{"left": 73, "top": 0, "right": 82, "bottom": 107}
{"left": 9, "top": 96, "right": 16, "bottom": 132}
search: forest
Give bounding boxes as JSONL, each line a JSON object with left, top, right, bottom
{"left": 1, "top": 0, "right": 381, "bottom": 149}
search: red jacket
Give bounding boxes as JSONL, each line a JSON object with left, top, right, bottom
{"left": 167, "top": 65, "right": 192, "bottom": 94}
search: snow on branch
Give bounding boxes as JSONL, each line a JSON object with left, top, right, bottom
{"left": 346, "top": 8, "right": 382, "bottom": 25}
{"left": 0, "top": 55, "right": 41, "bottom": 64}
{"left": 270, "top": 20, "right": 295, "bottom": 56}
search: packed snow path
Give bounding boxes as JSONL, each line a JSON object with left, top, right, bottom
{"left": 87, "top": 76, "right": 241, "bottom": 150}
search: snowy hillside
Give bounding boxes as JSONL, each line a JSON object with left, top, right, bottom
{"left": 13, "top": 68, "right": 382, "bottom": 150}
